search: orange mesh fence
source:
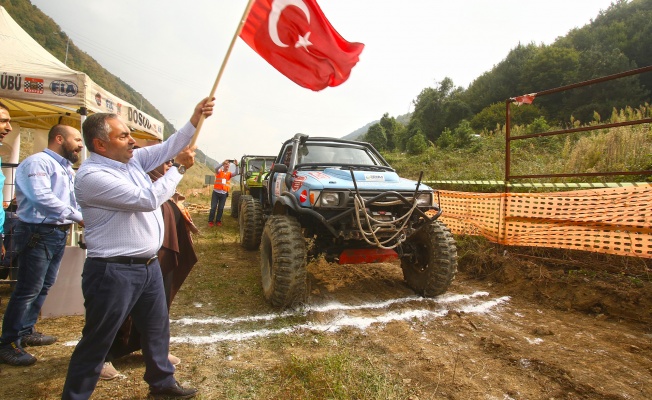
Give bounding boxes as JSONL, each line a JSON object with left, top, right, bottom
{"left": 437, "top": 185, "right": 652, "bottom": 258}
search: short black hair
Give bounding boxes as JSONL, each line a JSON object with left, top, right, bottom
{"left": 82, "top": 113, "right": 118, "bottom": 152}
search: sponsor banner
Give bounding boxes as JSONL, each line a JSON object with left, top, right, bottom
{"left": 86, "top": 80, "right": 163, "bottom": 139}
{"left": 0, "top": 70, "right": 162, "bottom": 140}
{"left": 0, "top": 70, "right": 83, "bottom": 105}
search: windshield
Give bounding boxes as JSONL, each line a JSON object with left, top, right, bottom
{"left": 297, "top": 143, "right": 386, "bottom": 166}
{"left": 248, "top": 158, "right": 274, "bottom": 172}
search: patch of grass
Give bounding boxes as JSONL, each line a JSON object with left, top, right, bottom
{"left": 273, "top": 351, "right": 409, "bottom": 400}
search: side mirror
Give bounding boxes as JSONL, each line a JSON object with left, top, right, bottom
{"left": 272, "top": 163, "right": 288, "bottom": 173}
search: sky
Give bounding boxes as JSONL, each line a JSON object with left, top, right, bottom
{"left": 29, "top": 0, "right": 616, "bottom": 163}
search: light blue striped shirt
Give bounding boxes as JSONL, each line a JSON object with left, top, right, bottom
{"left": 75, "top": 122, "right": 194, "bottom": 258}
{"left": 15, "top": 148, "right": 83, "bottom": 225}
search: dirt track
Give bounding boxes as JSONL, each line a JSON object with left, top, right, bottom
{"left": 303, "top": 256, "right": 652, "bottom": 400}
{"left": 0, "top": 219, "right": 650, "bottom": 399}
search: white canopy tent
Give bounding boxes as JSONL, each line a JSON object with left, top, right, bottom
{"left": 0, "top": 5, "right": 163, "bottom": 140}
{"left": 0, "top": 6, "right": 165, "bottom": 316}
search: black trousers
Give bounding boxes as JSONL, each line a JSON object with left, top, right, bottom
{"left": 61, "top": 258, "right": 175, "bottom": 400}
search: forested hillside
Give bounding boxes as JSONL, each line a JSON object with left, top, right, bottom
{"left": 0, "top": 0, "right": 218, "bottom": 167}
{"left": 360, "top": 0, "right": 651, "bottom": 170}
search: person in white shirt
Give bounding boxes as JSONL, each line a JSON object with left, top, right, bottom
{"left": 61, "top": 97, "right": 214, "bottom": 400}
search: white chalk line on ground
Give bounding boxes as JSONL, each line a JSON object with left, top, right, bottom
{"left": 172, "top": 291, "right": 494, "bottom": 326}
{"left": 170, "top": 291, "right": 510, "bottom": 344}
{"left": 63, "top": 291, "right": 510, "bottom": 346}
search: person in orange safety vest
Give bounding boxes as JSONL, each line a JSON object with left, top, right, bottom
{"left": 208, "top": 159, "right": 236, "bottom": 227}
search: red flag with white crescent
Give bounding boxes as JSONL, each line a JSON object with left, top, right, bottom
{"left": 512, "top": 93, "right": 536, "bottom": 105}
{"left": 239, "top": 0, "right": 364, "bottom": 91}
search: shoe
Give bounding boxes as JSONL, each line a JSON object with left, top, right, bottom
{"left": 21, "top": 331, "right": 57, "bottom": 346}
{"left": 149, "top": 381, "right": 198, "bottom": 399}
{"left": 216, "top": 221, "right": 222, "bottom": 227}
{"left": 208, "top": 221, "right": 214, "bottom": 227}
{"left": 100, "top": 361, "right": 120, "bottom": 380}
{"left": 0, "top": 341, "right": 37, "bottom": 366}
{"left": 168, "top": 353, "right": 181, "bottom": 366}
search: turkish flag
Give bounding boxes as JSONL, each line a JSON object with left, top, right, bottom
{"left": 512, "top": 94, "right": 536, "bottom": 105}
{"left": 240, "top": 0, "right": 364, "bottom": 91}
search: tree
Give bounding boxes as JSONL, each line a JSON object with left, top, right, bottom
{"left": 378, "top": 113, "right": 406, "bottom": 151}
{"left": 364, "top": 123, "right": 387, "bottom": 151}
{"left": 471, "top": 102, "right": 543, "bottom": 132}
{"left": 437, "top": 120, "right": 475, "bottom": 149}
{"left": 523, "top": 45, "right": 580, "bottom": 91}
{"left": 462, "top": 43, "right": 540, "bottom": 113}
{"left": 406, "top": 133, "right": 428, "bottom": 155}
{"left": 409, "top": 77, "right": 470, "bottom": 143}
{"left": 436, "top": 128, "right": 454, "bottom": 149}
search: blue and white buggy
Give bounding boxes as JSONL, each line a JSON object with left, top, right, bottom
{"left": 238, "top": 134, "right": 458, "bottom": 308}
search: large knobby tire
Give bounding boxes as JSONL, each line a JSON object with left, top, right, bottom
{"left": 260, "top": 215, "right": 307, "bottom": 308}
{"left": 239, "top": 195, "right": 263, "bottom": 250}
{"left": 230, "top": 191, "right": 242, "bottom": 218}
{"left": 401, "top": 220, "right": 458, "bottom": 297}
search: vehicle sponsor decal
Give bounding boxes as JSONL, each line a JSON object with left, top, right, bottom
{"left": 292, "top": 176, "right": 306, "bottom": 191}
{"left": 23, "top": 77, "right": 44, "bottom": 94}
{"left": 95, "top": 92, "right": 102, "bottom": 106}
{"left": 50, "top": 80, "right": 78, "bottom": 97}
{"left": 308, "top": 171, "right": 331, "bottom": 180}
{"left": 299, "top": 190, "right": 307, "bottom": 203}
{"left": 364, "top": 174, "right": 385, "bottom": 181}
{"left": 105, "top": 98, "right": 114, "bottom": 112}
{"left": 275, "top": 176, "right": 282, "bottom": 196}
{"left": 1, "top": 73, "right": 21, "bottom": 91}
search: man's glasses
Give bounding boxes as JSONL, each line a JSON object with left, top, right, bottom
{"left": 0, "top": 119, "right": 10, "bottom": 123}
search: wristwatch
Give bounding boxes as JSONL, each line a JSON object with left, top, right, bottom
{"left": 172, "top": 162, "right": 186, "bottom": 174}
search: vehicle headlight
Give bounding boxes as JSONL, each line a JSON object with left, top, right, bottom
{"left": 416, "top": 193, "right": 433, "bottom": 206}
{"left": 319, "top": 192, "right": 342, "bottom": 207}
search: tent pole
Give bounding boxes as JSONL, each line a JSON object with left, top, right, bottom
{"left": 78, "top": 107, "right": 88, "bottom": 163}
{"left": 71, "top": 106, "right": 87, "bottom": 248}
{"left": 188, "top": 0, "right": 256, "bottom": 148}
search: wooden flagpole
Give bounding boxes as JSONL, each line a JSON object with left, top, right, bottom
{"left": 189, "top": 0, "right": 257, "bottom": 147}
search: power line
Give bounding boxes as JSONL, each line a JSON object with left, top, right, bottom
{"left": 61, "top": 27, "right": 204, "bottom": 87}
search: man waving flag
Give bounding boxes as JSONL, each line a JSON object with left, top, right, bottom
{"left": 240, "top": 0, "right": 365, "bottom": 91}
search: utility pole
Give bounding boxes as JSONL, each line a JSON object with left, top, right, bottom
{"left": 64, "top": 37, "right": 70, "bottom": 65}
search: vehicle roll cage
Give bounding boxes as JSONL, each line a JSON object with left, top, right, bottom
{"left": 276, "top": 134, "right": 392, "bottom": 169}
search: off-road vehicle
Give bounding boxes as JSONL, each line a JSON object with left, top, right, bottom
{"left": 239, "top": 134, "right": 457, "bottom": 308}
{"left": 230, "top": 155, "right": 276, "bottom": 218}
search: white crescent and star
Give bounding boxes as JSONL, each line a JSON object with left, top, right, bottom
{"left": 268, "top": 0, "right": 313, "bottom": 51}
